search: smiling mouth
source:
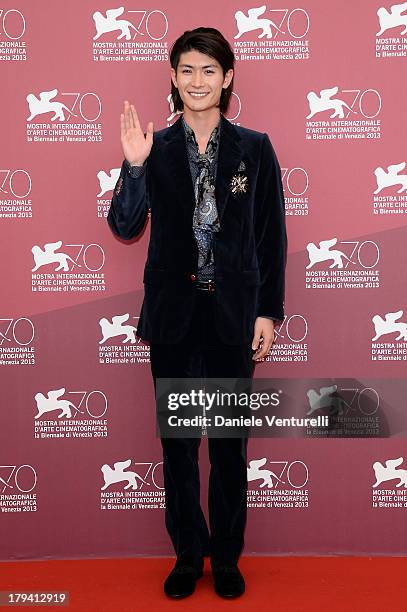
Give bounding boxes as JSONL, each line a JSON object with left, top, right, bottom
{"left": 188, "top": 92, "right": 209, "bottom": 97}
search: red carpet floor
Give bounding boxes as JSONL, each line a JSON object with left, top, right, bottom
{"left": 1, "top": 556, "right": 407, "bottom": 611}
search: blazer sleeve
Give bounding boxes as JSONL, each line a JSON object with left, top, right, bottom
{"left": 107, "top": 158, "right": 150, "bottom": 240}
{"left": 253, "top": 133, "right": 288, "bottom": 322}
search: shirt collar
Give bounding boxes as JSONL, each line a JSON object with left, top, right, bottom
{"left": 181, "top": 114, "right": 221, "bottom": 152}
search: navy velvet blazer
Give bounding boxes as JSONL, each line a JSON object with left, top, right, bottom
{"left": 107, "top": 113, "right": 287, "bottom": 345}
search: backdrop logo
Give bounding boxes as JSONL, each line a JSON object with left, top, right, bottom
{"left": 99, "top": 313, "right": 138, "bottom": 344}
{"left": 31, "top": 241, "right": 106, "bottom": 293}
{"left": 92, "top": 7, "right": 169, "bottom": 63}
{"left": 372, "top": 310, "right": 407, "bottom": 341}
{"left": 98, "top": 314, "right": 150, "bottom": 365}
{"left": 0, "top": 8, "right": 27, "bottom": 61}
{"left": 225, "top": 91, "right": 243, "bottom": 124}
{"left": 372, "top": 161, "right": 407, "bottom": 215}
{"left": 93, "top": 7, "right": 145, "bottom": 39}
{"left": 267, "top": 313, "right": 308, "bottom": 363}
{"left": 27, "top": 89, "right": 77, "bottom": 122}
{"left": 305, "top": 385, "right": 380, "bottom": 437}
{"left": 166, "top": 93, "right": 181, "bottom": 125}
{"left": 233, "top": 5, "right": 310, "bottom": 62}
{"left": 34, "top": 388, "right": 108, "bottom": 439}
{"left": 372, "top": 457, "right": 407, "bottom": 508}
{"left": 373, "top": 457, "right": 407, "bottom": 487}
{"left": 306, "top": 384, "right": 379, "bottom": 415}
{"left": 247, "top": 458, "right": 309, "bottom": 509}
{"left": 306, "top": 384, "right": 343, "bottom": 417}
{"left": 26, "top": 89, "right": 103, "bottom": 143}
{"left": 376, "top": 3, "right": 407, "bottom": 58}
{"left": 0, "top": 464, "right": 37, "bottom": 512}
{"left": 305, "top": 86, "right": 382, "bottom": 140}
{"left": 96, "top": 166, "right": 120, "bottom": 218}
{"left": 305, "top": 238, "right": 381, "bottom": 289}
{"left": 281, "top": 166, "right": 309, "bottom": 216}
{"left": 0, "top": 317, "right": 35, "bottom": 366}
{"left": 371, "top": 309, "right": 407, "bottom": 362}
{"left": 0, "top": 167, "right": 32, "bottom": 220}
{"left": 100, "top": 459, "right": 164, "bottom": 511}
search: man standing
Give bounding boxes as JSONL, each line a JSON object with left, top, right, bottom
{"left": 108, "top": 27, "right": 287, "bottom": 599}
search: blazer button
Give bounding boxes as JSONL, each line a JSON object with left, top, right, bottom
{"left": 190, "top": 274, "right": 196, "bottom": 281}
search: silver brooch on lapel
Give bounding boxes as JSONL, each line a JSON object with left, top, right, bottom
{"left": 229, "top": 160, "right": 248, "bottom": 195}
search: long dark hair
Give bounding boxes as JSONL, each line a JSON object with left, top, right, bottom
{"left": 169, "top": 27, "right": 235, "bottom": 114}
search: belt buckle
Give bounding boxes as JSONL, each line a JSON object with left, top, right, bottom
{"left": 207, "top": 279, "right": 214, "bottom": 292}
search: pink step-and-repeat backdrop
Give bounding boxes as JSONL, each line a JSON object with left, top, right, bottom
{"left": 1, "top": 1, "right": 407, "bottom": 560}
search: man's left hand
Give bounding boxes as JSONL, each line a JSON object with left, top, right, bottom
{"left": 251, "top": 317, "right": 275, "bottom": 361}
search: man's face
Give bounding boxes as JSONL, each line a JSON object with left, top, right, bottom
{"left": 171, "top": 49, "right": 233, "bottom": 113}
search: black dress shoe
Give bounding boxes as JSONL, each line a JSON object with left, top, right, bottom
{"left": 212, "top": 563, "right": 245, "bottom": 598}
{"left": 163, "top": 558, "right": 203, "bottom": 598}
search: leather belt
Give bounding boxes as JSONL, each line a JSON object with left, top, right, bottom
{"left": 195, "top": 279, "right": 215, "bottom": 292}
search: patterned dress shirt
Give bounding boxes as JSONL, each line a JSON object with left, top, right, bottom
{"left": 181, "top": 113, "right": 220, "bottom": 282}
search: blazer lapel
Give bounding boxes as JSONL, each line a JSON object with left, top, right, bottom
{"left": 216, "top": 113, "right": 244, "bottom": 224}
{"left": 163, "top": 113, "right": 244, "bottom": 224}
{"left": 163, "top": 115, "right": 195, "bottom": 225}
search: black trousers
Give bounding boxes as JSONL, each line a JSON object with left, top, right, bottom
{"left": 149, "top": 288, "right": 255, "bottom": 568}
